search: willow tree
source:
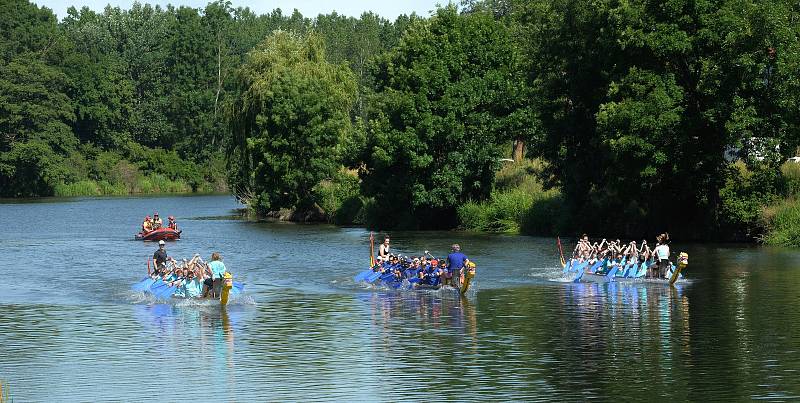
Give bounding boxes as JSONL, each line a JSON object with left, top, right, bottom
{"left": 227, "top": 31, "right": 357, "bottom": 214}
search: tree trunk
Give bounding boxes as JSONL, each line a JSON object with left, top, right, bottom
{"left": 513, "top": 138, "right": 525, "bottom": 162}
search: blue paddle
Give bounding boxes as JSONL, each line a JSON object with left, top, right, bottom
{"left": 156, "top": 283, "right": 178, "bottom": 299}
{"left": 562, "top": 259, "right": 573, "bottom": 276}
{"left": 366, "top": 271, "right": 382, "bottom": 283}
{"left": 132, "top": 276, "right": 155, "bottom": 292}
{"left": 604, "top": 266, "right": 619, "bottom": 281}
{"left": 590, "top": 259, "right": 605, "bottom": 273}
{"left": 354, "top": 269, "right": 374, "bottom": 282}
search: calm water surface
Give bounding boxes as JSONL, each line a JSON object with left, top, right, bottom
{"left": 1, "top": 195, "right": 800, "bottom": 401}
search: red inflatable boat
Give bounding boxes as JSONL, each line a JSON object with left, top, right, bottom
{"left": 135, "top": 227, "right": 181, "bottom": 241}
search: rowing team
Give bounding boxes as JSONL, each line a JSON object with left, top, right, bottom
{"left": 571, "top": 233, "right": 673, "bottom": 278}
{"left": 148, "top": 241, "right": 228, "bottom": 298}
{"left": 366, "top": 244, "right": 475, "bottom": 288}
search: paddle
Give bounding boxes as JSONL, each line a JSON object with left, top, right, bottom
{"left": 589, "top": 259, "right": 605, "bottom": 273}
{"left": 131, "top": 276, "right": 156, "bottom": 292}
{"left": 354, "top": 269, "right": 374, "bottom": 282}
{"left": 557, "top": 237, "right": 566, "bottom": 268}
{"left": 562, "top": 259, "right": 573, "bottom": 276}
{"left": 604, "top": 266, "right": 619, "bottom": 280}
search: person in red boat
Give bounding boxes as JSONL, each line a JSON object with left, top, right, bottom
{"left": 142, "top": 215, "right": 153, "bottom": 233}
{"left": 152, "top": 212, "right": 163, "bottom": 230}
{"left": 167, "top": 215, "right": 178, "bottom": 231}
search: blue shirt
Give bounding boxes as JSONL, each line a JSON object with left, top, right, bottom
{"left": 208, "top": 261, "right": 227, "bottom": 280}
{"left": 184, "top": 279, "right": 202, "bottom": 298}
{"left": 447, "top": 252, "right": 468, "bottom": 270}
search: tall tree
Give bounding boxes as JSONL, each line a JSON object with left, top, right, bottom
{"left": 227, "top": 31, "right": 357, "bottom": 213}
{"left": 361, "top": 6, "right": 529, "bottom": 228}
{"left": 519, "top": 0, "right": 800, "bottom": 236}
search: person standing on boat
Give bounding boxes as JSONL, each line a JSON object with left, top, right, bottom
{"left": 378, "top": 236, "right": 391, "bottom": 259}
{"left": 204, "top": 252, "right": 227, "bottom": 299}
{"left": 653, "top": 233, "right": 670, "bottom": 278}
{"left": 446, "top": 244, "right": 471, "bottom": 287}
{"left": 151, "top": 240, "right": 168, "bottom": 275}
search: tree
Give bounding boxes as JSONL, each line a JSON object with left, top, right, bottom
{"left": 359, "top": 6, "right": 529, "bottom": 228}
{"left": 227, "top": 31, "right": 357, "bottom": 214}
{"left": 518, "top": 0, "right": 800, "bottom": 237}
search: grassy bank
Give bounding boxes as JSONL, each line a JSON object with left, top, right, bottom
{"left": 53, "top": 174, "right": 195, "bottom": 197}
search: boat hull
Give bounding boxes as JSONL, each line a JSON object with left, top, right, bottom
{"left": 578, "top": 273, "right": 681, "bottom": 284}
{"left": 135, "top": 228, "right": 181, "bottom": 241}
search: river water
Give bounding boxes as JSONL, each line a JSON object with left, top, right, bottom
{"left": 1, "top": 195, "right": 799, "bottom": 401}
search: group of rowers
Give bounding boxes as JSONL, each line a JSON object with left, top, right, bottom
{"left": 147, "top": 240, "right": 227, "bottom": 298}
{"left": 368, "top": 236, "right": 475, "bottom": 288}
{"left": 570, "top": 232, "right": 672, "bottom": 278}
{"left": 141, "top": 212, "right": 178, "bottom": 233}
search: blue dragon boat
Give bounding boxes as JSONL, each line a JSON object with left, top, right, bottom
{"left": 563, "top": 252, "right": 689, "bottom": 284}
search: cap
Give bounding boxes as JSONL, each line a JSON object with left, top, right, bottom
{"left": 168, "top": 215, "right": 174, "bottom": 220}
{"left": 145, "top": 215, "right": 150, "bottom": 219}
{"left": 158, "top": 240, "right": 165, "bottom": 245}
{"left": 154, "top": 212, "right": 159, "bottom": 216}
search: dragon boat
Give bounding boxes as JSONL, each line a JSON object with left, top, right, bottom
{"left": 131, "top": 272, "right": 245, "bottom": 305}
{"left": 353, "top": 263, "right": 476, "bottom": 295}
{"left": 135, "top": 227, "right": 181, "bottom": 241}
{"left": 563, "top": 252, "right": 689, "bottom": 285}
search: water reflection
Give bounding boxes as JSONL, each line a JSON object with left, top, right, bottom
{"left": 133, "top": 303, "right": 239, "bottom": 380}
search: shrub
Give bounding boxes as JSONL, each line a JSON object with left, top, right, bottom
{"left": 761, "top": 198, "right": 800, "bottom": 246}
{"left": 782, "top": 161, "right": 800, "bottom": 196}
{"left": 314, "top": 170, "right": 365, "bottom": 224}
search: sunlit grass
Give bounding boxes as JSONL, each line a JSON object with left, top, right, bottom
{"left": 761, "top": 197, "right": 800, "bottom": 246}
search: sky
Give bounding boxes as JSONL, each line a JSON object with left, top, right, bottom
{"left": 35, "top": 0, "right": 447, "bottom": 20}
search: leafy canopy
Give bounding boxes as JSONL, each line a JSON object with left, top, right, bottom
{"left": 227, "top": 30, "right": 357, "bottom": 213}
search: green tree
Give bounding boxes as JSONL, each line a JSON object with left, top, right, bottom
{"left": 518, "top": 0, "right": 800, "bottom": 237}
{"left": 361, "top": 6, "right": 529, "bottom": 228}
{"left": 227, "top": 31, "right": 357, "bottom": 213}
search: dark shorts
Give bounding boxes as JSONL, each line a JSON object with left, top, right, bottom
{"left": 204, "top": 278, "right": 213, "bottom": 288}
{"left": 658, "top": 259, "right": 670, "bottom": 277}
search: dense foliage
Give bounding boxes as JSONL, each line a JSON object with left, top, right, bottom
{"left": 511, "top": 0, "right": 800, "bottom": 239}
{"left": 359, "top": 6, "right": 531, "bottom": 228}
{"left": 0, "top": 0, "right": 408, "bottom": 197}
{"left": 227, "top": 31, "right": 356, "bottom": 213}
{"left": 5, "top": 0, "right": 800, "bottom": 242}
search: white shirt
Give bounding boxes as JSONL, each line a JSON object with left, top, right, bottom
{"left": 655, "top": 244, "right": 670, "bottom": 260}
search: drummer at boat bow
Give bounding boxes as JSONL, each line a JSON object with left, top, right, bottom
{"left": 379, "top": 236, "right": 391, "bottom": 259}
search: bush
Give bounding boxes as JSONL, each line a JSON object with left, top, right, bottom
{"left": 314, "top": 170, "right": 365, "bottom": 224}
{"left": 782, "top": 161, "right": 800, "bottom": 196}
{"left": 761, "top": 198, "right": 800, "bottom": 246}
